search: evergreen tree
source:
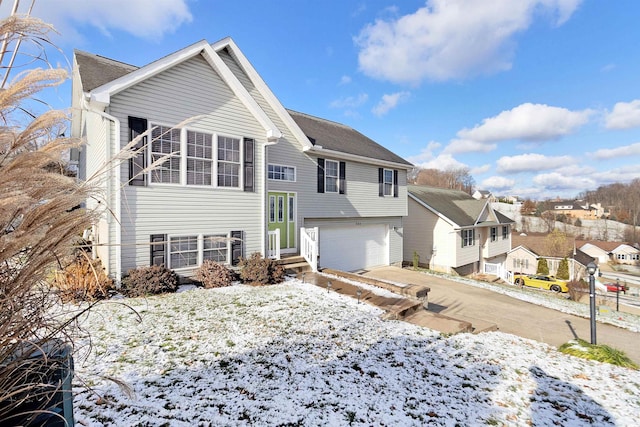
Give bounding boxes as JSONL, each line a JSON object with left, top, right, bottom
{"left": 557, "top": 257, "right": 570, "bottom": 280}
{"left": 536, "top": 258, "right": 549, "bottom": 275}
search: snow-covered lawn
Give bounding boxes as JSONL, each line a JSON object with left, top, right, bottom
{"left": 72, "top": 279, "right": 640, "bottom": 426}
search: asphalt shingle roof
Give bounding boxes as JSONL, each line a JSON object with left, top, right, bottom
{"left": 409, "top": 185, "right": 492, "bottom": 227}
{"left": 74, "top": 50, "right": 137, "bottom": 91}
{"left": 287, "top": 110, "right": 412, "bottom": 166}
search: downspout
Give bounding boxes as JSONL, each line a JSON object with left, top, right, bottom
{"left": 83, "top": 97, "right": 122, "bottom": 283}
{"left": 261, "top": 139, "right": 278, "bottom": 257}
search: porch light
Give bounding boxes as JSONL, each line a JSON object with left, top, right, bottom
{"left": 586, "top": 262, "right": 597, "bottom": 344}
{"left": 356, "top": 288, "right": 362, "bottom": 303}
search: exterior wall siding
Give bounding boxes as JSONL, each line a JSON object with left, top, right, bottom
{"left": 219, "top": 48, "right": 408, "bottom": 268}
{"left": 403, "top": 197, "right": 436, "bottom": 267}
{"left": 106, "top": 54, "right": 267, "bottom": 274}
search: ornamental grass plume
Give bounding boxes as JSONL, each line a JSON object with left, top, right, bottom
{"left": 0, "top": 14, "right": 98, "bottom": 425}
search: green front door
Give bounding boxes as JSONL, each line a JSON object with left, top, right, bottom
{"left": 268, "top": 192, "right": 296, "bottom": 250}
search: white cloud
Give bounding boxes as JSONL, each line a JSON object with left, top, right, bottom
{"left": 29, "top": 0, "right": 192, "bottom": 41}
{"left": 481, "top": 176, "right": 515, "bottom": 190}
{"left": 372, "top": 91, "right": 410, "bottom": 117}
{"left": 329, "top": 93, "right": 369, "bottom": 109}
{"left": 592, "top": 165, "right": 640, "bottom": 184}
{"left": 592, "top": 142, "right": 640, "bottom": 159}
{"left": 355, "top": 0, "right": 582, "bottom": 84}
{"left": 470, "top": 164, "right": 492, "bottom": 175}
{"left": 496, "top": 153, "right": 574, "bottom": 174}
{"left": 411, "top": 153, "right": 466, "bottom": 171}
{"left": 458, "top": 103, "right": 592, "bottom": 143}
{"left": 444, "top": 138, "right": 496, "bottom": 154}
{"left": 533, "top": 172, "right": 596, "bottom": 190}
{"left": 604, "top": 100, "right": 640, "bottom": 130}
{"left": 406, "top": 141, "right": 441, "bottom": 164}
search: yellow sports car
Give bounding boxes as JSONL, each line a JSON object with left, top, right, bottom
{"left": 513, "top": 274, "right": 568, "bottom": 293}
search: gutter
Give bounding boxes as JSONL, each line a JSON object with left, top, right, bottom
{"left": 82, "top": 96, "right": 123, "bottom": 283}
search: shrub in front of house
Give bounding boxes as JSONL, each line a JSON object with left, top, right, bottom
{"left": 566, "top": 279, "right": 588, "bottom": 302}
{"left": 53, "top": 255, "right": 114, "bottom": 302}
{"left": 194, "top": 260, "right": 237, "bottom": 288}
{"left": 120, "top": 265, "right": 178, "bottom": 297}
{"left": 239, "top": 252, "right": 285, "bottom": 286}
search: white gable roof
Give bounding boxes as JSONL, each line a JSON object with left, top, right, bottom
{"left": 88, "top": 39, "right": 282, "bottom": 141}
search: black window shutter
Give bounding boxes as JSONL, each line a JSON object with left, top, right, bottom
{"left": 378, "top": 168, "right": 384, "bottom": 197}
{"left": 317, "top": 158, "right": 325, "bottom": 193}
{"left": 243, "top": 138, "right": 254, "bottom": 192}
{"left": 393, "top": 170, "right": 399, "bottom": 198}
{"left": 150, "top": 234, "right": 167, "bottom": 266}
{"left": 231, "top": 230, "right": 244, "bottom": 266}
{"left": 128, "top": 116, "right": 147, "bottom": 186}
{"left": 339, "top": 161, "right": 346, "bottom": 195}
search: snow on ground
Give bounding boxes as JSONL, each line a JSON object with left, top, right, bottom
{"left": 70, "top": 278, "right": 640, "bottom": 426}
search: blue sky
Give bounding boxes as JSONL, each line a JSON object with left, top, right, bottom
{"left": 7, "top": 0, "right": 640, "bottom": 200}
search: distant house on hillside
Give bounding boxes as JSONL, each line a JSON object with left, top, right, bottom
{"left": 508, "top": 232, "right": 595, "bottom": 281}
{"left": 544, "top": 199, "right": 606, "bottom": 220}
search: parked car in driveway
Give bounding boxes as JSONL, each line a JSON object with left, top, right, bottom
{"left": 604, "top": 282, "right": 627, "bottom": 293}
{"left": 513, "top": 274, "right": 568, "bottom": 293}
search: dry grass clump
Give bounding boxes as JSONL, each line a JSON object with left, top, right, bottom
{"left": 52, "top": 254, "right": 113, "bottom": 303}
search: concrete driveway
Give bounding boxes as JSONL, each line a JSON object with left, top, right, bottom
{"left": 364, "top": 266, "right": 640, "bottom": 365}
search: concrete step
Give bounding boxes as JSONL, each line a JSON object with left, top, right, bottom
{"left": 403, "top": 310, "right": 473, "bottom": 334}
{"left": 323, "top": 268, "right": 430, "bottom": 299}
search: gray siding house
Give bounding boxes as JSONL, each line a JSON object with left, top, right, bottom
{"left": 404, "top": 186, "right": 514, "bottom": 279}
{"left": 72, "top": 38, "right": 412, "bottom": 281}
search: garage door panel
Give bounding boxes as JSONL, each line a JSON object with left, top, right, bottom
{"left": 319, "top": 224, "right": 388, "bottom": 272}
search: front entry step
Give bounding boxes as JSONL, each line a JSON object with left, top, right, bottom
{"left": 277, "top": 255, "right": 311, "bottom": 273}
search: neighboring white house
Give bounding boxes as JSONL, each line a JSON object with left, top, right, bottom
{"left": 403, "top": 185, "right": 514, "bottom": 279}
{"left": 610, "top": 243, "right": 640, "bottom": 265}
{"left": 72, "top": 38, "right": 412, "bottom": 281}
{"left": 579, "top": 241, "right": 639, "bottom": 266}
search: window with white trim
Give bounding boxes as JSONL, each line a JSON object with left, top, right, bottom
{"left": 462, "top": 229, "right": 475, "bottom": 247}
{"left": 169, "top": 236, "right": 198, "bottom": 269}
{"left": 630, "top": 253, "right": 639, "bottom": 261}
{"left": 151, "top": 125, "right": 181, "bottom": 184}
{"left": 325, "top": 160, "right": 339, "bottom": 193}
{"left": 186, "top": 130, "right": 213, "bottom": 185}
{"left": 169, "top": 234, "right": 229, "bottom": 269}
{"left": 269, "top": 196, "right": 275, "bottom": 222}
{"left": 502, "top": 226, "right": 509, "bottom": 239}
{"left": 383, "top": 169, "right": 394, "bottom": 196}
{"left": 617, "top": 253, "right": 626, "bottom": 260}
{"left": 490, "top": 227, "right": 497, "bottom": 242}
{"left": 217, "top": 136, "right": 240, "bottom": 187}
{"left": 203, "top": 235, "right": 228, "bottom": 263}
{"left": 268, "top": 164, "right": 295, "bottom": 181}
{"left": 148, "top": 124, "right": 249, "bottom": 189}
{"left": 288, "top": 195, "right": 294, "bottom": 222}
{"left": 278, "top": 196, "right": 284, "bottom": 223}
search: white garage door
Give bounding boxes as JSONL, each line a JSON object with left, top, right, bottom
{"left": 319, "top": 224, "right": 388, "bottom": 272}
